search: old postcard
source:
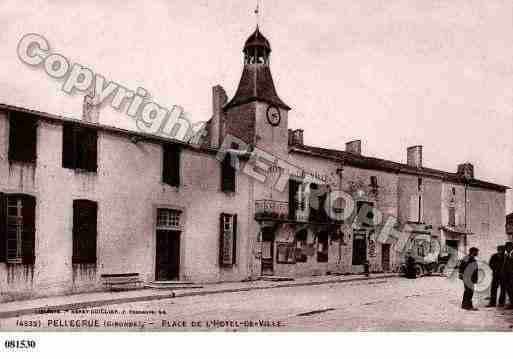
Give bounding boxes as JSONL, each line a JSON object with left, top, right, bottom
{"left": 0, "top": 1, "right": 512, "bottom": 354}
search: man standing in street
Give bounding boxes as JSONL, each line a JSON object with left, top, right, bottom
{"left": 503, "top": 242, "right": 513, "bottom": 309}
{"left": 487, "top": 245, "right": 506, "bottom": 307}
{"left": 459, "top": 247, "right": 479, "bottom": 311}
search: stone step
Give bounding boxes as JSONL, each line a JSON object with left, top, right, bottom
{"left": 260, "top": 276, "right": 294, "bottom": 282}
{"left": 145, "top": 281, "right": 203, "bottom": 290}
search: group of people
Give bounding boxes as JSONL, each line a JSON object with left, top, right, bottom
{"left": 459, "top": 242, "right": 513, "bottom": 311}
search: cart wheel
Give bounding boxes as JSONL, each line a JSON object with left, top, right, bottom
{"left": 436, "top": 263, "right": 446, "bottom": 275}
{"left": 399, "top": 265, "right": 406, "bottom": 276}
{"left": 414, "top": 264, "right": 424, "bottom": 277}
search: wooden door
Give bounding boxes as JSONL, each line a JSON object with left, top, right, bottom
{"left": 261, "top": 227, "right": 274, "bottom": 275}
{"left": 352, "top": 231, "right": 367, "bottom": 265}
{"left": 156, "top": 230, "right": 180, "bottom": 281}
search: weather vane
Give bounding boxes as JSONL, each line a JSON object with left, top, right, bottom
{"left": 254, "top": 0, "right": 261, "bottom": 28}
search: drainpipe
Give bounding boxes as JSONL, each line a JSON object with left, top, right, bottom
{"left": 464, "top": 180, "right": 468, "bottom": 250}
{"left": 248, "top": 172, "right": 255, "bottom": 280}
{"left": 336, "top": 162, "right": 344, "bottom": 269}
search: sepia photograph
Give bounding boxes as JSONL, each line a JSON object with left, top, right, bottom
{"left": 0, "top": 0, "right": 512, "bottom": 355}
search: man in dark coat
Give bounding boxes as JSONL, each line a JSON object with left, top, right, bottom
{"left": 405, "top": 252, "right": 417, "bottom": 279}
{"left": 503, "top": 242, "right": 513, "bottom": 309}
{"left": 459, "top": 247, "right": 479, "bottom": 311}
{"left": 487, "top": 245, "right": 506, "bottom": 307}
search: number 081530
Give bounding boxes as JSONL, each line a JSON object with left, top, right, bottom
{"left": 4, "top": 340, "right": 36, "bottom": 349}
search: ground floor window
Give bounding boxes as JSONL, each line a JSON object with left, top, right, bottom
{"left": 0, "top": 193, "right": 36, "bottom": 264}
{"left": 158, "top": 208, "right": 182, "bottom": 230}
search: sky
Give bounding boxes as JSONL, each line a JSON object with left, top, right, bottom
{"left": 0, "top": 0, "right": 512, "bottom": 212}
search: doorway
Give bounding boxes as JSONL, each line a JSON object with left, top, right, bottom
{"left": 381, "top": 243, "right": 391, "bottom": 272}
{"left": 261, "top": 227, "right": 274, "bottom": 275}
{"left": 155, "top": 208, "right": 182, "bottom": 281}
{"left": 156, "top": 230, "right": 180, "bottom": 281}
{"left": 446, "top": 239, "right": 459, "bottom": 259}
{"left": 352, "top": 230, "right": 367, "bottom": 265}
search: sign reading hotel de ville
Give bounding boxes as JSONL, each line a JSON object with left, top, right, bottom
{"left": 0, "top": 2, "right": 512, "bottom": 357}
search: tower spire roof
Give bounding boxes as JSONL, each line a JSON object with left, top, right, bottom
{"left": 224, "top": 27, "right": 291, "bottom": 111}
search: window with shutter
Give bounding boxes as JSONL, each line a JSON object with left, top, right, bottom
{"left": 62, "top": 124, "right": 98, "bottom": 172}
{"left": 219, "top": 213, "right": 237, "bottom": 266}
{"left": 2, "top": 194, "right": 36, "bottom": 264}
{"left": 72, "top": 200, "right": 98, "bottom": 264}
{"left": 221, "top": 155, "right": 236, "bottom": 193}
{"left": 8, "top": 111, "right": 38, "bottom": 164}
{"left": 162, "top": 144, "right": 181, "bottom": 187}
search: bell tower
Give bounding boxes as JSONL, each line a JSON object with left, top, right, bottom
{"left": 223, "top": 26, "right": 291, "bottom": 157}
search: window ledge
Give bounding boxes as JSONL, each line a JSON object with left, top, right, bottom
{"left": 8, "top": 160, "right": 36, "bottom": 167}
{"left": 63, "top": 167, "right": 98, "bottom": 175}
{"left": 221, "top": 190, "right": 237, "bottom": 196}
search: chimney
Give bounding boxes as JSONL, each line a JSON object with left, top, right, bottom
{"left": 82, "top": 93, "right": 99, "bottom": 123}
{"left": 457, "top": 163, "right": 474, "bottom": 179}
{"left": 407, "top": 145, "right": 423, "bottom": 168}
{"left": 211, "top": 85, "right": 228, "bottom": 148}
{"left": 289, "top": 129, "right": 304, "bottom": 146}
{"left": 346, "top": 140, "right": 361, "bottom": 155}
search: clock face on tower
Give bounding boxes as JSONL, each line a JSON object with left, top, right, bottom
{"left": 266, "top": 105, "right": 281, "bottom": 127}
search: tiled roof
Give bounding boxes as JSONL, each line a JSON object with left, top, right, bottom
{"left": 290, "top": 143, "right": 509, "bottom": 192}
{"left": 0, "top": 103, "right": 217, "bottom": 155}
{"left": 224, "top": 65, "right": 291, "bottom": 110}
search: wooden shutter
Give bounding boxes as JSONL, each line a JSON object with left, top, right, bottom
{"left": 8, "top": 113, "right": 17, "bottom": 162}
{"left": 219, "top": 213, "right": 235, "bottom": 267}
{"left": 288, "top": 180, "right": 299, "bottom": 220}
{"left": 8, "top": 112, "right": 37, "bottom": 163}
{"left": 62, "top": 124, "right": 76, "bottom": 169}
{"left": 0, "top": 193, "right": 6, "bottom": 262}
{"left": 219, "top": 213, "right": 224, "bottom": 266}
{"left": 21, "top": 195, "right": 36, "bottom": 265}
{"left": 73, "top": 200, "right": 98, "bottom": 264}
{"left": 232, "top": 214, "right": 237, "bottom": 265}
{"left": 85, "top": 129, "right": 98, "bottom": 172}
{"left": 221, "top": 156, "right": 236, "bottom": 192}
{"left": 163, "top": 144, "right": 181, "bottom": 187}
